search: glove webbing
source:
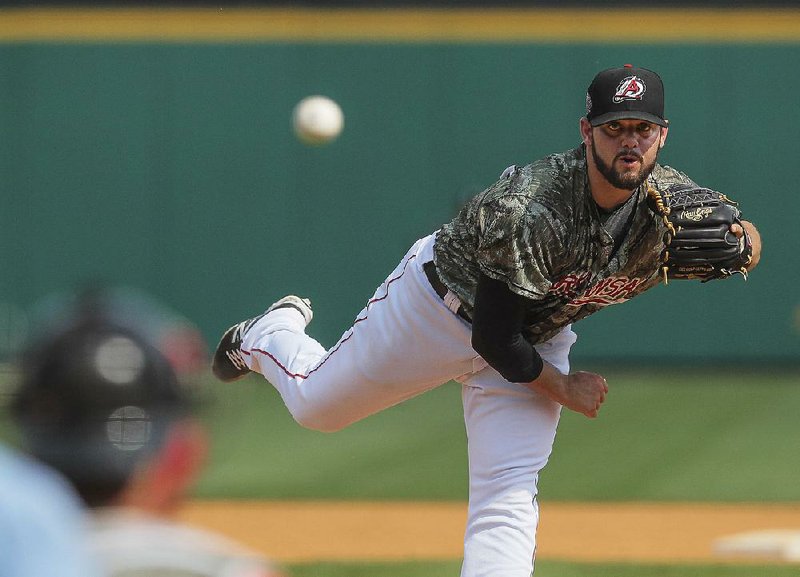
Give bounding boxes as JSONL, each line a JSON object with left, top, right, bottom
{"left": 646, "top": 182, "right": 675, "bottom": 285}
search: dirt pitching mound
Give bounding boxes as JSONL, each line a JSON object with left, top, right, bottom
{"left": 178, "top": 500, "right": 800, "bottom": 564}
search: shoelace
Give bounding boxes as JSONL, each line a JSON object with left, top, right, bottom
{"left": 225, "top": 349, "right": 248, "bottom": 370}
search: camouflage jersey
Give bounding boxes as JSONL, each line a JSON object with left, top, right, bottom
{"left": 433, "top": 145, "right": 695, "bottom": 345}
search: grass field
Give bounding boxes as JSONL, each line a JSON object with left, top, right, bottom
{"left": 287, "top": 560, "right": 800, "bottom": 577}
{"left": 192, "top": 369, "right": 800, "bottom": 502}
{"left": 3, "top": 368, "right": 799, "bottom": 576}
{"left": 186, "top": 369, "right": 800, "bottom": 576}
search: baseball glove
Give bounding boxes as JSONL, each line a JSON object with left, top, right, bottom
{"left": 648, "top": 183, "right": 753, "bottom": 283}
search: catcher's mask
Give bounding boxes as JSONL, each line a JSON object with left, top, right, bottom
{"left": 12, "top": 292, "right": 191, "bottom": 490}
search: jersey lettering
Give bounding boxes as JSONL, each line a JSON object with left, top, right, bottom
{"left": 549, "top": 273, "right": 591, "bottom": 300}
{"left": 566, "top": 275, "right": 645, "bottom": 306}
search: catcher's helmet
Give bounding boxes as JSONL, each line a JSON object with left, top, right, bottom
{"left": 12, "top": 292, "right": 191, "bottom": 492}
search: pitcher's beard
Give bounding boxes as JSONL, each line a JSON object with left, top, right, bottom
{"left": 591, "top": 141, "right": 658, "bottom": 190}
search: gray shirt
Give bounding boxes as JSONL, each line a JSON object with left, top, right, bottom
{"left": 88, "top": 508, "right": 279, "bottom": 577}
{"left": 433, "top": 145, "right": 696, "bottom": 345}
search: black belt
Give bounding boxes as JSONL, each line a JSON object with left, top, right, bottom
{"left": 423, "top": 261, "right": 472, "bottom": 323}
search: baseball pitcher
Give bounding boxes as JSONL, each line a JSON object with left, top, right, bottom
{"left": 212, "top": 64, "right": 761, "bottom": 577}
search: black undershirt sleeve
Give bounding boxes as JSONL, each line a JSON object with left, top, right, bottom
{"left": 470, "top": 272, "right": 544, "bottom": 383}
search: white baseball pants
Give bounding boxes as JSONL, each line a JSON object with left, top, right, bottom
{"left": 241, "top": 232, "right": 576, "bottom": 577}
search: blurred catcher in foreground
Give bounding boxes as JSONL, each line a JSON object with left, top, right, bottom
{"left": 13, "top": 291, "right": 283, "bottom": 577}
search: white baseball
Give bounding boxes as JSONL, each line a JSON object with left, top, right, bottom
{"left": 292, "top": 95, "right": 344, "bottom": 145}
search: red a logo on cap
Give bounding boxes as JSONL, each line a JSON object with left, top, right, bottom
{"left": 613, "top": 75, "right": 646, "bottom": 103}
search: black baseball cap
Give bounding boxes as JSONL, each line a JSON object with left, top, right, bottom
{"left": 586, "top": 64, "right": 667, "bottom": 127}
{"left": 12, "top": 292, "right": 191, "bottom": 488}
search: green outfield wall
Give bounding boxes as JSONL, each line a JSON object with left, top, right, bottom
{"left": 0, "top": 8, "right": 797, "bottom": 364}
